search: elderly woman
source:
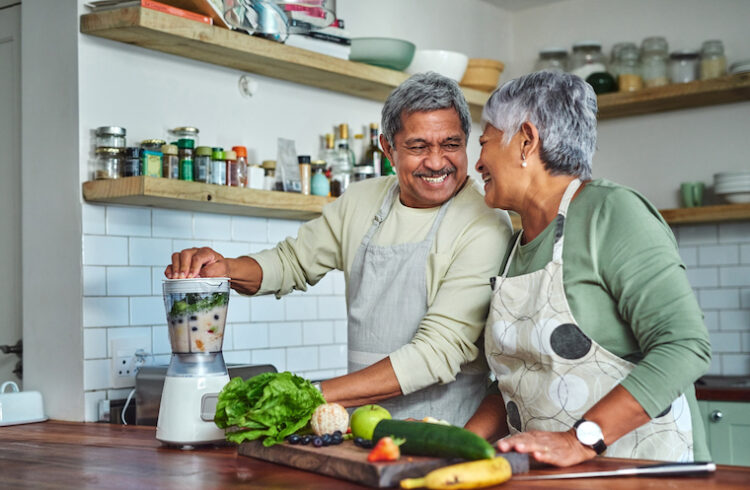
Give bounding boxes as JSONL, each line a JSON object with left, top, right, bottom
{"left": 464, "top": 71, "right": 711, "bottom": 467}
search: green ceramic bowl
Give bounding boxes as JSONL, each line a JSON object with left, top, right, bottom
{"left": 349, "top": 37, "right": 416, "bottom": 71}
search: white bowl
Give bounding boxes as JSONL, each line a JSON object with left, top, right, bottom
{"left": 719, "top": 191, "right": 750, "bottom": 203}
{"left": 405, "top": 49, "right": 469, "bottom": 81}
{"left": 715, "top": 182, "right": 750, "bottom": 192}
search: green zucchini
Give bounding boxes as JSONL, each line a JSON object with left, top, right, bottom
{"left": 372, "top": 419, "right": 495, "bottom": 460}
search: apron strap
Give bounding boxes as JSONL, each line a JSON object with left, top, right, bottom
{"left": 552, "top": 178, "right": 581, "bottom": 262}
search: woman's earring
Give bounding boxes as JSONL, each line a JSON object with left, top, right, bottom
{"left": 521, "top": 152, "right": 527, "bottom": 168}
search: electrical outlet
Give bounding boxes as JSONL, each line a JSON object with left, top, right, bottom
{"left": 110, "top": 337, "right": 149, "bottom": 389}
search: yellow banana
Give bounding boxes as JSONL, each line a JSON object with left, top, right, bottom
{"left": 400, "top": 456, "right": 512, "bottom": 489}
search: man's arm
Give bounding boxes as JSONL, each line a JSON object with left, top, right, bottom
{"left": 320, "top": 358, "right": 403, "bottom": 407}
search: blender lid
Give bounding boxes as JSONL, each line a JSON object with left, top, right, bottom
{"left": 163, "top": 277, "right": 230, "bottom": 293}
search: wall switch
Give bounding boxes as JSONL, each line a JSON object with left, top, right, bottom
{"left": 110, "top": 336, "right": 149, "bottom": 389}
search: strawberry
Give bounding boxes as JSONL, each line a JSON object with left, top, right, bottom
{"left": 367, "top": 436, "right": 405, "bottom": 462}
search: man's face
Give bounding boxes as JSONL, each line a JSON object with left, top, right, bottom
{"left": 381, "top": 108, "right": 468, "bottom": 208}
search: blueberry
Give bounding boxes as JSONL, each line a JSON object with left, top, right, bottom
{"left": 333, "top": 430, "right": 343, "bottom": 437}
{"left": 287, "top": 434, "right": 301, "bottom": 445}
{"left": 300, "top": 435, "right": 312, "bottom": 445}
{"left": 361, "top": 439, "right": 373, "bottom": 449}
{"left": 312, "top": 436, "right": 323, "bottom": 448}
{"left": 331, "top": 433, "right": 343, "bottom": 445}
{"left": 321, "top": 434, "right": 332, "bottom": 446}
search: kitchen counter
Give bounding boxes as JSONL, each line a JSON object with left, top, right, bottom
{"left": 1, "top": 421, "right": 748, "bottom": 489}
{"left": 696, "top": 376, "right": 750, "bottom": 402}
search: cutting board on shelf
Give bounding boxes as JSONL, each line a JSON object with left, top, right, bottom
{"left": 239, "top": 440, "right": 530, "bottom": 488}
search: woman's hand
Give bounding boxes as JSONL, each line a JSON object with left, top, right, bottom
{"left": 165, "top": 247, "right": 227, "bottom": 279}
{"left": 496, "top": 430, "right": 595, "bottom": 467}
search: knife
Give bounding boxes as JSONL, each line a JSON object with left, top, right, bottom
{"left": 512, "top": 461, "right": 716, "bottom": 480}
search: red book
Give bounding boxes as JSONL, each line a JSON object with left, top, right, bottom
{"left": 87, "top": 0, "right": 213, "bottom": 25}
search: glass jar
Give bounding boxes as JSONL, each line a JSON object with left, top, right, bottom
{"left": 161, "top": 144, "right": 179, "bottom": 179}
{"left": 640, "top": 36, "right": 669, "bottom": 87}
{"left": 140, "top": 139, "right": 164, "bottom": 177}
{"left": 617, "top": 44, "right": 643, "bottom": 92}
{"left": 297, "top": 155, "right": 311, "bottom": 195}
{"left": 261, "top": 160, "right": 278, "bottom": 191}
{"left": 700, "top": 40, "right": 727, "bottom": 80}
{"left": 226, "top": 150, "right": 240, "bottom": 187}
{"left": 233, "top": 146, "right": 248, "bottom": 188}
{"left": 669, "top": 51, "right": 699, "bottom": 83}
{"left": 534, "top": 48, "right": 568, "bottom": 72}
{"left": 569, "top": 42, "right": 608, "bottom": 81}
{"left": 210, "top": 148, "right": 226, "bottom": 185}
{"left": 177, "top": 138, "right": 194, "bottom": 181}
{"left": 95, "top": 126, "right": 126, "bottom": 149}
{"left": 95, "top": 147, "right": 121, "bottom": 180}
{"left": 311, "top": 161, "right": 330, "bottom": 197}
{"left": 121, "top": 147, "right": 142, "bottom": 177}
{"left": 193, "top": 146, "right": 212, "bottom": 183}
{"left": 170, "top": 126, "right": 199, "bottom": 147}
{"left": 608, "top": 42, "right": 629, "bottom": 80}
{"left": 353, "top": 165, "right": 375, "bottom": 182}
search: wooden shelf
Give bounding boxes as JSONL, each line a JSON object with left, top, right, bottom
{"left": 598, "top": 73, "right": 750, "bottom": 119}
{"left": 82, "top": 176, "right": 334, "bottom": 220}
{"left": 79, "top": 7, "right": 490, "bottom": 121}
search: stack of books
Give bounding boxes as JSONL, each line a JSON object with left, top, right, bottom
{"left": 85, "top": 0, "right": 213, "bottom": 25}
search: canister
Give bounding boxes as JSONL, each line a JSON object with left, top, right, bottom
{"left": 140, "top": 139, "right": 165, "bottom": 177}
{"left": 194, "top": 146, "right": 212, "bottom": 183}
{"left": 95, "top": 126, "right": 126, "bottom": 149}
{"left": 177, "top": 138, "right": 194, "bottom": 181}
{"left": 161, "top": 144, "right": 180, "bottom": 179}
{"left": 95, "top": 147, "right": 121, "bottom": 180}
{"left": 298, "top": 155, "right": 311, "bottom": 195}
{"left": 210, "top": 148, "right": 226, "bottom": 185}
{"left": 121, "top": 147, "right": 142, "bottom": 177}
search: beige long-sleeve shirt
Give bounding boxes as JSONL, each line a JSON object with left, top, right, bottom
{"left": 250, "top": 176, "right": 512, "bottom": 394}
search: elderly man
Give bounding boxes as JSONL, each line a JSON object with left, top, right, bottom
{"left": 166, "top": 72, "right": 512, "bottom": 425}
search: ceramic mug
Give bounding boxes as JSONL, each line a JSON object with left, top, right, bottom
{"left": 681, "top": 182, "right": 705, "bottom": 207}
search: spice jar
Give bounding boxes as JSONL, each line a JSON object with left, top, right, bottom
{"left": 617, "top": 44, "right": 643, "bottom": 92}
{"left": 121, "top": 147, "right": 142, "bottom": 177}
{"left": 177, "top": 138, "right": 194, "bottom": 181}
{"left": 261, "top": 160, "right": 278, "bottom": 191}
{"left": 233, "top": 146, "right": 248, "bottom": 188}
{"left": 640, "top": 36, "right": 669, "bottom": 87}
{"left": 669, "top": 50, "right": 699, "bottom": 83}
{"left": 534, "top": 48, "right": 568, "bottom": 72}
{"left": 193, "top": 146, "right": 212, "bottom": 183}
{"left": 608, "top": 42, "right": 629, "bottom": 81}
{"left": 569, "top": 42, "right": 608, "bottom": 81}
{"left": 226, "top": 150, "right": 239, "bottom": 187}
{"left": 353, "top": 165, "right": 375, "bottom": 182}
{"left": 298, "top": 155, "right": 311, "bottom": 195}
{"left": 95, "top": 147, "right": 121, "bottom": 180}
{"left": 161, "top": 144, "right": 179, "bottom": 179}
{"left": 209, "top": 148, "right": 225, "bottom": 185}
{"left": 311, "top": 160, "right": 330, "bottom": 197}
{"left": 95, "top": 126, "right": 126, "bottom": 149}
{"left": 170, "top": 126, "right": 199, "bottom": 147}
{"left": 140, "top": 139, "right": 165, "bottom": 177}
{"left": 700, "top": 40, "right": 727, "bottom": 80}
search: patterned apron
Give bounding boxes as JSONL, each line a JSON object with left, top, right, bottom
{"left": 485, "top": 179, "right": 693, "bottom": 461}
{"left": 347, "top": 182, "right": 487, "bottom": 425}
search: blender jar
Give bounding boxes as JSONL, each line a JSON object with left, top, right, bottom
{"left": 163, "top": 278, "right": 230, "bottom": 354}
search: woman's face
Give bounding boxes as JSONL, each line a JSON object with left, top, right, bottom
{"left": 476, "top": 123, "right": 524, "bottom": 209}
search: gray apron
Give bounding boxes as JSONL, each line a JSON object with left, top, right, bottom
{"left": 485, "top": 179, "right": 694, "bottom": 461}
{"left": 347, "top": 182, "right": 487, "bottom": 425}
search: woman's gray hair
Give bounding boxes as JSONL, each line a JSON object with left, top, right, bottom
{"left": 481, "top": 71, "right": 597, "bottom": 179}
{"left": 381, "top": 72, "right": 471, "bottom": 146}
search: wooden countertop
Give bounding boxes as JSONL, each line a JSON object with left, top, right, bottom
{"left": 696, "top": 376, "right": 750, "bottom": 402}
{"left": 2, "top": 421, "right": 749, "bottom": 489}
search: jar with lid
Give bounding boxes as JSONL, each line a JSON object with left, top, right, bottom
{"left": 311, "top": 160, "right": 330, "bottom": 197}
{"left": 617, "top": 44, "right": 643, "bottom": 92}
{"left": 95, "top": 126, "right": 126, "bottom": 149}
{"left": 297, "top": 155, "right": 311, "bottom": 195}
{"left": 170, "top": 126, "right": 199, "bottom": 147}
{"left": 353, "top": 165, "right": 375, "bottom": 182}
{"left": 193, "top": 146, "right": 212, "bottom": 183}
{"left": 232, "top": 146, "right": 248, "bottom": 188}
{"left": 226, "top": 150, "right": 240, "bottom": 187}
{"left": 161, "top": 144, "right": 179, "bottom": 179}
{"left": 177, "top": 138, "right": 194, "bottom": 181}
{"left": 568, "top": 42, "right": 608, "bottom": 81}
{"left": 261, "top": 160, "right": 278, "bottom": 191}
{"left": 95, "top": 147, "right": 121, "bottom": 180}
{"left": 140, "top": 139, "right": 165, "bottom": 177}
{"left": 669, "top": 51, "right": 699, "bottom": 83}
{"left": 700, "top": 40, "right": 727, "bottom": 80}
{"left": 210, "top": 148, "right": 226, "bottom": 185}
{"left": 534, "top": 48, "right": 568, "bottom": 72}
{"left": 121, "top": 147, "right": 142, "bottom": 177}
{"left": 640, "top": 36, "right": 669, "bottom": 87}
{"left": 608, "top": 42, "right": 629, "bottom": 80}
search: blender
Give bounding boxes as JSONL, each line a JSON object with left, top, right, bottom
{"left": 156, "top": 278, "right": 231, "bottom": 448}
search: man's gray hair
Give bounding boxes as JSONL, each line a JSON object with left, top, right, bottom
{"left": 481, "top": 71, "right": 597, "bottom": 180}
{"left": 381, "top": 72, "right": 471, "bottom": 146}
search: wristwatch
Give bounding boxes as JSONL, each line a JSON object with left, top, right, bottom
{"left": 312, "top": 381, "right": 322, "bottom": 392}
{"left": 573, "top": 419, "right": 607, "bottom": 455}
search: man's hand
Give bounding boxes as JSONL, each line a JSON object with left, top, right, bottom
{"left": 496, "top": 429, "right": 596, "bottom": 467}
{"left": 165, "top": 247, "right": 227, "bottom": 279}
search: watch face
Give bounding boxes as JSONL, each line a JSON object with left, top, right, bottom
{"left": 576, "top": 420, "right": 603, "bottom": 445}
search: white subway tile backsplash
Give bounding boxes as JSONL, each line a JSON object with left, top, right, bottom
{"left": 152, "top": 209, "right": 193, "bottom": 239}
{"left": 107, "top": 206, "right": 151, "bottom": 237}
{"left": 720, "top": 266, "right": 750, "bottom": 287}
{"left": 107, "top": 326, "right": 153, "bottom": 355}
{"left": 222, "top": 322, "right": 234, "bottom": 352}
{"left": 743, "top": 333, "right": 750, "bottom": 353}
{"left": 211, "top": 241, "right": 251, "bottom": 259}
{"left": 83, "top": 328, "right": 107, "bottom": 359}
{"left": 83, "top": 235, "right": 128, "bottom": 265}
{"left": 233, "top": 322, "right": 269, "bottom": 350}
{"left": 130, "top": 238, "right": 172, "bottom": 266}
{"left": 129, "top": 296, "right": 164, "bottom": 325}
{"left": 252, "top": 348, "right": 286, "bottom": 371}
{"left": 194, "top": 212, "right": 232, "bottom": 241}
{"left": 698, "top": 245, "right": 739, "bottom": 266}
{"left": 268, "top": 219, "right": 302, "bottom": 244}
{"left": 741, "top": 245, "right": 750, "bottom": 264}
{"left": 152, "top": 325, "right": 170, "bottom": 355}
{"left": 678, "top": 247, "right": 698, "bottom": 267}
{"left": 285, "top": 295, "right": 318, "bottom": 321}
{"left": 719, "top": 310, "right": 750, "bottom": 331}
{"left": 84, "top": 390, "right": 106, "bottom": 422}
{"left": 677, "top": 224, "right": 718, "bottom": 246}
{"left": 303, "top": 321, "right": 334, "bottom": 345}
{"left": 318, "top": 296, "right": 347, "bottom": 320}
{"left": 309, "top": 273, "right": 334, "bottom": 295}
{"left": 232, "top": 216, "right": 268, "bottom": 242}
{"left": 84, "top": 359, "right": 110, "bottom": 390}
{"left": 703, "top": 311, "right": 720, "bottom": 331}
{"left": 286, "top": 346, "right": 318, "bottom": 372}
{"left": 719, "top": 222, "right": 750, "bottom": 243}
{"left": 709, "top": 332, "right": 743, "bottom": 353}
{"left": 332, "top": 271, "right": 346, "bottom": 295}
{"left": 685, "top": 267, "right": 719, "bottom": 288}
{"left": 306, "top": 370, "right": 338, "bottom": 381}
{"left": 82, "top": 204, "right": 106, "bottom": 234}
{"left": 250, "top": 295, "right": 286, "bottom": 322}
{"left": 152, "top": 267, "right": 166, "bottom": 294}
{"left": 226, "top": 296, "right": 251, "bottom": 323}
{"left": 84, "top": 297, "right": 129, "bottom": 327}
{"left": 172, "top": 239, "right": 207, "bottom": 253}
{"left": 706, "top": 355, "right": 722, "bottom": 375}
{"left": 83, "top": 266, "right": 107, "bottom": 295}
{"left": 107, "top": 267, "right": 151, "bottom": 296}
{"left": 319, "top": 345, "right": 347, "bottom": 370}
{"left": 269, "top": 322, "right": 303, "bottom": 347}
{"left": 699, "top": 288, "right": 740, "bottom": 310}
{"left": 742, "top": 288, "right": 750, "bottom": 309}
{"left": 722, "top": 354, "right": 750, "bottom": 376}
{"left": 334, "top": 320, "right": 347, "bottom": 343}
{"left": 224, "top": 350, "right": 252, "bottom": 365}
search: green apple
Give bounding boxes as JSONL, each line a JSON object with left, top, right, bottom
{"left": 350, "top": 404, "right": 391, "bottom": 440}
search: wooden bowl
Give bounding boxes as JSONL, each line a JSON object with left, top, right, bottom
{"left": 460, "top": 58, "right": 505, "bottom": 92}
